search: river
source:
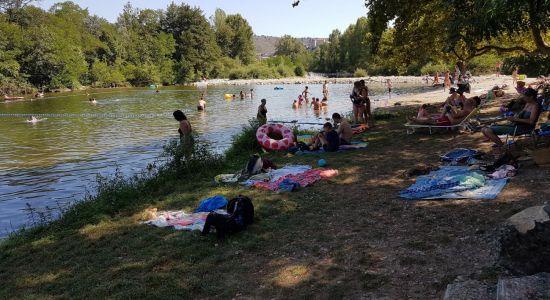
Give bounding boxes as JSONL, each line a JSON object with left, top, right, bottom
{"left": 0, "top": 82, "right": 424, "bottom": 237}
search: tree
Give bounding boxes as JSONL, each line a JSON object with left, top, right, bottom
{"left": 0, "top": 0, "right": 37, "bottom": 22}
{"left": 161, "top": 3, "right": 221, "bottom": 82}
{"left": 211, "top": 9, "right": 255, "bottom": 65}
{"left": 275, "top": 35, "right": 306, "bottom": 61}
{"left": 225, "top": 14, "right": 255, "bottom": 64}
{"left": 364, "top": 0, "right": 550, "bottom": 60}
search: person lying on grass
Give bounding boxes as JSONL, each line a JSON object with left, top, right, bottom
{"left": 408, "top": 96, "right": 481, "bottom": 126}
{"left": 309, "top": 122, "right": 340, "bottom": 152}
{"left": 481, "top": 88, "right": 540, "bottom": 148}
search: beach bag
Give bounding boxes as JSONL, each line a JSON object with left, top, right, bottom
{"left": 201, "top": 196, "right": 254, "bottom": 239}
{"left": 227, "top": 195, "right": 254, "bottom": 226}
{"left": 245, "top": 154, "right": 263, "bottom": 176}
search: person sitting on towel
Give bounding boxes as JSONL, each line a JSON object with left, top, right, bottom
{"left": 332, "top": 113, "right": 352, "bottom": 145}
{"left": 309, "top": 122, "right": 340, "bottom": 152}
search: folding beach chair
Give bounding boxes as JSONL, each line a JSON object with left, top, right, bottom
{"left": 405, "top": 107, "right": 480, "bottom": 135}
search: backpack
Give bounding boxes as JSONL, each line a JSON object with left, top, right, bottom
{"left": 245, "top": 154, "right": 263, "bottom": 176}
{"left": 202, "top": 196, "right": 254, "bottom": 239}
{"left": 227, "top": 195, "right": 254, "bottom": 226}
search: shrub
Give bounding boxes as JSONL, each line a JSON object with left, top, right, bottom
{"left": 294, "top": 65, "right": 305, "bottom": 77}
{"left": 225, "top": 119, "right": 263, "bottom": 166}
{"left": 419, "top": 62, "right": 451, "bottom": 75}
{"left": 354, "top": 68, "right": 368, "bottom": 77}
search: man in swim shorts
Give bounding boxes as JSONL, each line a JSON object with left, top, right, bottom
{"left": 332, "top": 113, "right": 352, "bottom": 145}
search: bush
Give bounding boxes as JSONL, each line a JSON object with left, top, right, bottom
{"left": 469, "top": 54, "right": 500, "bottom": 75}
{"left": 504, "top": 55, "right": 550, "bottom": 77}
{"left": 294, "top": 65, "right": 305, "bottom": 77}
{"left": 419, "top": 62, "right": 451, "bottom": 75}
{"left": 225, "top": 119, "right": 263, "bottom": 166}
{"left": 354, "top": 68, "right": 368, "bottom": 77}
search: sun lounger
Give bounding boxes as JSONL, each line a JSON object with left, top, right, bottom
{"left": 405, "top": 107, "right": 480, "bottom": 135}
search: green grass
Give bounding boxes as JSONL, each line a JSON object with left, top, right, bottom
{"left": 1, "top": 104, "right": 546, "bottom": 298}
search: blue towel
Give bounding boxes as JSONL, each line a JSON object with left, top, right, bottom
{"left": 400, "top": 166, "right": 483, "bottom": 199}
{"left": 278, "top": 178, "right": 300, "bottom": 192}
{"left": 440, "top": 148, "right": 480, "bottom": 163}
{"left": 195, "top": 195, "right": 228, "bottom": 212}
{"left": 423, "top": 178, "right": 507, "bottom": 200}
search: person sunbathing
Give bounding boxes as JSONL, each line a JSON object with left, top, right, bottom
{"left": 408, "top": 97, "right": 480, "bottom": 126}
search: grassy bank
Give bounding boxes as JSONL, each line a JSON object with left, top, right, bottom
{"left": 1, "top": 104, "right": 548, "bottom": 298}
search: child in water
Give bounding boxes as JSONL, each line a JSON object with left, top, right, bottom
{"left": 292, "top": 100, "right": 299, "bottom": 109}
{"left": 298, "top": 94, "right": 304, "bottom": 107}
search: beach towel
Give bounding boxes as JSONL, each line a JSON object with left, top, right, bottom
{"left": 240, "top": 165, "right": 312, "bottom": 186}
{"left": 278, "top": 178, "right": 300, "bottom": 192}
{"left": 352, "top": 124, "right": 369, "bottom": 134}
{"left": 399, "top": 166, "right": 487, "bottom": 199}
{"left": 254, "top": 169, "right": 338, "bottom": 191}
{"left": 195, "top": 195, "right": 228, "bottom": 212}
{"left": 297, "top": 135, "right": 313, "bottom": 143}
{"left": 143, "top": 211, "right": 213, "bottom": 231}
{"left": 440, "top": 148, "right": 481, "bottom": 163}
{"left": 423, "top": 178, "right": 507, "bottom": 200}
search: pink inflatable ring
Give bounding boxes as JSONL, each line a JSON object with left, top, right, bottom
{"left": 256, "top": 123, "right": 295, "bottom": 150}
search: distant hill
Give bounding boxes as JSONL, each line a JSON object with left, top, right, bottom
{"left": 253, "top": 35, "right": 328, "bottom": 58}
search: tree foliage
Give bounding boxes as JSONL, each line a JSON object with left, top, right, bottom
{"left": 0, "top": 2, "right": 265, "bottom": 92}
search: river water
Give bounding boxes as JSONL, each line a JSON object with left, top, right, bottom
{"left": 0, "top": 82, "right": 423, "bottom": 236}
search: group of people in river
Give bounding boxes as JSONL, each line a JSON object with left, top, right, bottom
{"left": 291, "top": 82, "right": 330, "bottom": 113}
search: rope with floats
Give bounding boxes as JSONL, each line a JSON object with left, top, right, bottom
{"left": 0, "top": 111, "right": 194, "bottom": 118}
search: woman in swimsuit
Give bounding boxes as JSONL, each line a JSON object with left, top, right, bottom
{"left": 481, "top": 88, "right": 540, "bottom": 148}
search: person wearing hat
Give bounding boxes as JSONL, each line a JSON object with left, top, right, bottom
{"left": 481, "top": 88, "right": 540, "bottom": 148}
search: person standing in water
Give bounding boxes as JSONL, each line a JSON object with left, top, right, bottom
{"left": 239, "top": 91, "right": 245, "bottom": 99}
{"left": 173, "top": 110, "right": 192, "bottom": 137}
{"left": 257, "top": 98, "right": 267, "bottom": 124}
{"left": 198, "top": 96, "right": 206, "bottom": 111}
{"left": 386, "top": 79, "right": 392, "bottom": 99}
{"left": 302, "top": 86, "right": 310, "bottom": 102}
{"left": 322, "top": 80, "right": 329, "bottom": 99}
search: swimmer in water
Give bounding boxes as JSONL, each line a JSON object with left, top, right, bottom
{"left": 240, "top": 91, "right": 245, "bottom": 99}
{"left": 198, "top": 96, "right": 206, "bottom": 111}
{"left": 156, "top": 90, "right": 160, "bottom": 94}
{"left": 89, "top": 97, "right": 97, "bottom": 104}
{"left": 311, "top": 98, "right": 321, "bottom": 110}
{"left": 292, "top": 100, "right": 298, "bottom": 109}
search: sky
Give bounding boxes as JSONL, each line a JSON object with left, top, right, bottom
{"left": 36, "top": 0, "right": 368, "bottom": 38}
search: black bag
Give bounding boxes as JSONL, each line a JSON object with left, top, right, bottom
{"left": 244, "top": 154, "right": 263, "bottom": 176}
{"left": 202, "top": 196, "right": 254, "bottom": 239}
